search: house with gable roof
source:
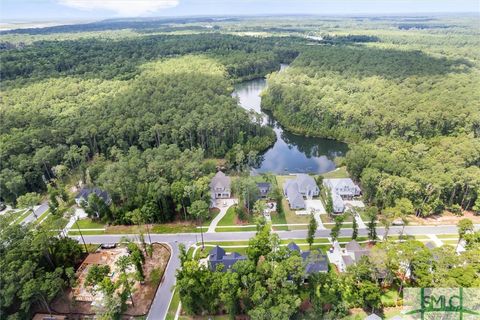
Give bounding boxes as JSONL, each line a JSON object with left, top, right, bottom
{"left": 287, "top": 242, "right": 329, "bottom": 277}
{"left": 323, "top": 178, "right": 361, "bottom": 213}
{"left": 283, "top": 174, "right": 319, "bottom": 209}
{"left": 210, "top": 171, "right": 231, "bottom": 199}
{"left": 328, "top": 239, "right": 370, "bottom": 272}
{"left": 75, "top": 187, "right": 111, "bottom": 207}
{"left": 208, "top": 245, "right": 246, "bottom": 272}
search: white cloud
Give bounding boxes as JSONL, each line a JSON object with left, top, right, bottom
{"left": 57, "top": 0, "right": 180, "bottom": 16}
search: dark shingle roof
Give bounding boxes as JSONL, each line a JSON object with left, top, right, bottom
{"left": 303, "top": 251, "right": 329, "bottom": 274}
{"left": 208, "top": 246, "right": 245, "bottom": 272}
{"left": 287, "top": 242, "right": 301, "bottom": 252}
{"left": 256, "top": 183, "right": 271, "bottom": 196}
{"left": 76, "top": 187, "right": 111, "bottom": 204}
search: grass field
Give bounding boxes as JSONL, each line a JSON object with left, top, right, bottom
{"left": 320, "top": 166, "right": 350, "bottom": 179}
{"left": 166, "top": 289, "right": 181, "bottom": 320}
{"left": 217, "top": 206, "right": 236, "bottom": 226}
{"left": 75, "top": 218, "right": 106, "bottom": 229}
{"left": 12, "top": 209, "right": 30, "bottom": 225}
{"left": 215, "top": 226, "right": 257, "bottom": 232}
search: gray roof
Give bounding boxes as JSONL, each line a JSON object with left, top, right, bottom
{"left": 332, "top": 192, "right": 345, "bottom": 213}
{"left": 295, "top": 174, "right": 318, "bottom": 194}
{"left": 342, "top": 255, "right": 355, "bottom": 267}
{"left": 323, "top": 178, "right": 361, "bottom": 197}
{"left": 365, "top": 314, "right": 382, "bottom": 320}
{"left": 287, "top": 242, "right": 301, "bottom": 252}
{"left": 345, "top": 240, "right": 362, "bottom": 252}
{"left": 210, "top": 171, "right": 231, "bottom": 190}
{"left": 75, "top": 187, "right": 111, "bottom": 204}
{"left": 284, "top": 181, "right": 305, "bottom": 209}
{"left": 353, "top": 250, "right": 370, "bottom": 261}
{"left": 256, "top": 182, "right": 271, "bottom": 197}
{"left": 424, "top": 241, "right": 437, "bottom": 250}
{"left": 303, "top": 251, "right": 329, "bottom": 274}
{"left": 208, "top": 245, "right": 246, "bottom": 272}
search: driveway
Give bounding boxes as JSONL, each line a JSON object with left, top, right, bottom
{"left": 75, "top": 224, "right": 478, "bottom": 320}
{"left": 207, "top": 198, "right": 237, "bottom": 233}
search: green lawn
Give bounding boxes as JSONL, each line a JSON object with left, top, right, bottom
{"left": 75, "top": 218, "right": 106, "bottom": 229}
{"left": 69, "top": 230, "right": 106, "bottom": 236}
{"left": 202, "top": 240, "right": 250, "bottom": 246}
{"left": 436, "top": 234, "right": 458, "bottom": 239}
{"left": 217, "top": 206, "right": 236, "bottom": 226}
{"left": 12, "top": 209, "right": 31, "bottom": 225}
{"left": 150, "top": 224, "right": 198, "bottom": 233}
{"left": 215, "top": 226, "right": 258, "bottom": 232}
{"left": 320, "top": 166, "right": 350, "bottom": 179}
{"left": 381, "top": 288, "right": 400, "bottom": 307}
{"left": 34, "top": 209, "right": 51, "bottom": 225}
{"left": 280, "top": 238, "right": 331, "bottom": 244}
{"left": 270, "top": 212, "right": 287, "bottom": 225}
{"left": 166, "top": 289, "right": 181, "bottom": 320}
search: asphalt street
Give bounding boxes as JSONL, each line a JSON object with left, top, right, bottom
{"left": 22, "top": 202, "right": 49, "bottom": 224}
{"left": 76, "top": 224, "right": 474, "bottom": 320}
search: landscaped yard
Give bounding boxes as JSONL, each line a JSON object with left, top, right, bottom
{"left": 215, "top": 226, "right": 258, "bottom": 232}
{"left": 75, "top": 218, "right": 106, "bottom": 229}
{"left": 320, "top": 166, "right": 350, "bottom": 179}
{"left": 217, "top": 206, "right": 236, "bottom": 226}
{"left": 270, "top": 212, "right": 287, "bottom": 225}
{"left": 12, "top": 209, "right": 30, "bottom": 225}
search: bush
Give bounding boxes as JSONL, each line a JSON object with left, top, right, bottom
{"left": 449, "top": 204, "right": 463, "bottom": 216}
{"left": 236, "top": 205, "right": 247, "bottom": 221}
{"left": 150, "top": 268, "right": 163, "bottom": 287}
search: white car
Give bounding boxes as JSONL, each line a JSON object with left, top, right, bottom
{"left": 223, "top": 201, "right": 227, "bottom": 207}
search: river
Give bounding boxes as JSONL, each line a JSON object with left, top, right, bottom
{"left": 232, "top": 65, "right": 348, "bottom": 174}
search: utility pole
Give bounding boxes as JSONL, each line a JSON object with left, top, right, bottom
{"left": 75, "top": 217, "right": 89, "bottom": 253}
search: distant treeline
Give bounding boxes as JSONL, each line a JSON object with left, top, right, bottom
{"left": 0, "top": 33, "right": 302, "bottom": 84}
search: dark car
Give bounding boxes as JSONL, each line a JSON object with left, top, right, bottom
{"left": 101, "top": 243, "right": 117, "bottom": 249}
{"left": 0, "top": 202, "right": 6, "bottom": 211}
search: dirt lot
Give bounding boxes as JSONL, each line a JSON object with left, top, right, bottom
{"left": 407, "top": 211, "right": 480, "bottom": 225}
{"left": 47, "top": 243, "right": 170, "bottom": 318}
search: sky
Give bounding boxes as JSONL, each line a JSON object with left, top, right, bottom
{"left": 1, "top": 0, "right": 479, "bottom": 21}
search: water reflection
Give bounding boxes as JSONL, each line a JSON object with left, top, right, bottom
{"left": 233, "top": 69, "right": 348, "bottom": 174}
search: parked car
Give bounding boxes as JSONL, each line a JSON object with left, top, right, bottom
{"left": 223, "top": 201, "right": 227, "bottom": 207}
{"left": 0, "top": 202, "right": 6, "bottom": 211}
{"left": 101, "top": 243, "right": 117, "bottom": 249}
{"left": 392, "top": 219, "right": 404, "bottom": 226}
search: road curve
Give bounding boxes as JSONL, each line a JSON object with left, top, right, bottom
{"left": 76, "top": 224, "right": 476, "bottom": 319}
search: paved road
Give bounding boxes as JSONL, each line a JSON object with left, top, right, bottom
{"left": 77, "top": 224, "right": 478, "bottom": 319}
{"left": 147, "top": 242, "right": 183, "bottom": 320}
{"left": 22, "top": 202, "right": 49, "bottom": 225}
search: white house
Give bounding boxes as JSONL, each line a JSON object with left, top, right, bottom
{"left": 323, "top": 178, "right": 361, "bottom": 199}
{"left": 323, "top": 178, "right": 361, "bottom": 213}
{"left": 283, "top": 174, "right": 319, "bottom": 209}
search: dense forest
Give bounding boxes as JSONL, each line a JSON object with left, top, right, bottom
{"left": 1, "top": 54, "right": 276, "bottom": 221}
{"left": 261, "top": 21, "right": 480, "bottom": 215}
{"left": 0, "top": 33, "right": 300, "bottom": 84}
